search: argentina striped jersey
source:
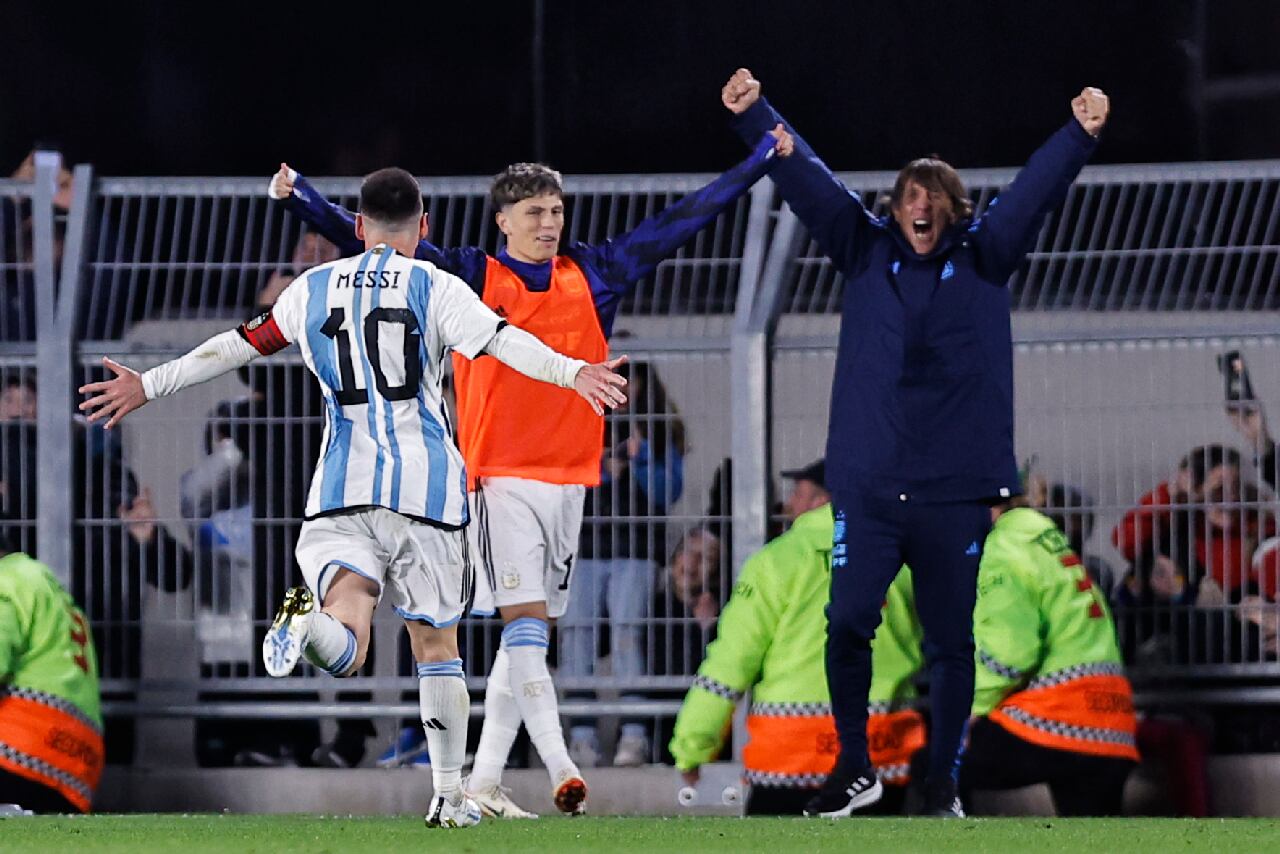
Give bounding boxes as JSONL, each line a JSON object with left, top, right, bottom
{"left": 256, "top": 244, "right": 502, "bottom": 527}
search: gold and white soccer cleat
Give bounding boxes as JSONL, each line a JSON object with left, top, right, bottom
{"left": 262, "top": 587, "right": 315, "bottom": 678}
{"left": 463, "top": 777, "right": 538, "bottom": 820}
{"left": 552, "top": 768, "right": 588, "bottom": 816}
{"left": 425, "top": 793, "right": 483, "bottom": 828}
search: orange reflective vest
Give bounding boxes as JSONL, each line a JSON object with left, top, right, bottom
{"left": 0, "top": 687, "right": 104, "bottom": 812}
{"left": 741, "top": 701, "right": 926, "bottom": 788}
{"left": 989, "top": 665, "right": 1139, "bottom": 761}
{"left": 868, "top": 705, "right": 928, "bottom": 785}
{"left": 452, "top": 257, "right": 608, "bottom": 489}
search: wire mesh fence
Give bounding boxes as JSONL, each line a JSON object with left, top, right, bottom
{"left": 79, "top": 173, "right": 759, "bottom": 342}
{"left": 8, "top": 158, "right": 1280, "bottom": 769}
{"left": 782, "top": 162, "right": 1280, "bottom": 314}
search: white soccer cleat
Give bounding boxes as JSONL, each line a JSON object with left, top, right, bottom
{"left": 464, "top": 777, "right": 538, "bottom": 820}
{"left": 424, "top": 792, "right": 483, "bottom": 828}
{"left": 552, "top": 767, "right": 588, "bottom": 816}
{"left": 262, "top": 587, "right": 315, "bottom": 678}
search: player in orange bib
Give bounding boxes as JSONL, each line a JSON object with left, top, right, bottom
{"left": 269, "top": 124, "right": 792, "bottom": 817}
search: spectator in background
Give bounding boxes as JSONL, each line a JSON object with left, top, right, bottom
{"left": 3, "top": 150, "right": 73, "bottom": 342}
{"left": 181, "top": 391, "right": 254, "bottom": 617}
{"left": 187, "top": 278, "right": 329, "bottom": 768}
{"left": 9, "top": 150, "right": 74, "bottom": 209}
{"left": 0, "top": 517, "right": 103, "bottom": 813}
{"left": 653, "top": 463, "right": 827, "bottom": 684}
{"left": 562, "top": 357, "right": 686, "bottom": 768}
{"left": 1112, "top": 445, "right": 1244, "bottom": 570}
{"left": 0, "top": 373, "right": 37, "bottom": 421}
{"left": 637, "top": 527, "right": 726, "bottom": 767}
{"left": 0, "top": 373, "right": 38, "bottom": 552}
{"left": 1123, "top": 450, "right": 1275, "bottom": 598}
{"left": 651, "top": 528, "right": 724, "bottom": 679}
{"left": 67, "top": 394, "right": 193, "bottom": 765}
{"left": 0, "top": 371, "right": 191, "bottom": 693}
{"left": 254, "top": 231, "right": 339, "bottom": 310}
{"left": 1197, "top": 478, "right": 1275, "bottom": 600}
{"left": 1114, "top": 479, "right": 1273, "bottom": 666}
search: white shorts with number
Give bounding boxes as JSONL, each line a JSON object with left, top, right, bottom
{"left": 468, "top": 477, "right": 585, "bottom": 619}
{"left": 295, "top": 507, "right": 470, "bottom": 627}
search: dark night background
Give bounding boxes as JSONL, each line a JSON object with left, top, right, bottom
{"left": 3, "top": 1, "right": 1279, "bottom": 177}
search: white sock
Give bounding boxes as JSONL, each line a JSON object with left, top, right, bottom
{"left": 469, "top": 647, "right": 521, "bottom": 790}
{"left": 502, "top": 618, "right": 577, "bottom": 781}
{"left": 303, "top": 611, "right": 356, "bottom": 676}
{"left": 417, "top": 658, "right": 470, "bottom": 800}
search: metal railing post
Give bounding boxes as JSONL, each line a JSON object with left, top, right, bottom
{"left": 32, "top": 153, "right": 76, "bottom": 583}
{"left": 728, "top": 188, "right": 810, "bottom": 778}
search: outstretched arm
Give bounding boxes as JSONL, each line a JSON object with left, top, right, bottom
{"left": 576, "top": 129, "right": 790, "bottom": 294}
{"left": 269, "top": 164, "right": 364, "bottom": 256}
{"left": 433, "top": 271, "right": 628, "bottom": 414}
{"left": 78, "top": 331, "right": 262, "bottom": 429}
{"left": 78, "top": 277, "right": 311, "bottom": 429}
{"left": 724, "top": 68, "right": 878, "bottom": 274}
{"left": 269, "top": 164, "right": 490, "bottom": 292}
{"left": 968, "top": 87, "right": 1107, "bottom": 281}
{"left": 485, "top": 327, "right": 629, "bottom": 416}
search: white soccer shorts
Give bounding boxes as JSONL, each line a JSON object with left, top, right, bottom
{"left": 468, "top": 476, "right": 585, "bottom": 619}
{"left": 295, "top": 507, "right": 470, "bottom": 627}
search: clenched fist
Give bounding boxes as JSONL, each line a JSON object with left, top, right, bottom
{"left": 1071, "top": 87, "right": 1109, "bottom": 138}
{"left": 722, "top": 68, "right": 761, "bottom": 115}
{"left": 268, "top": 162, "right": 297, "bottom": 200}
{"left": 767, "top": 123, "right": 795, "bottom": 158}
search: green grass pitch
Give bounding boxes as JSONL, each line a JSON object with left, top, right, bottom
{"left": 2, "top": 815, "right": 1278, "bottom": 853}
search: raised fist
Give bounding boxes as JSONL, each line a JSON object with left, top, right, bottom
{"left": 767, "top": 123, "right": 795, "bottom": 157}
{"left": 722, "top": 68, "right": 762, "bottom": 115}
{"left": 268, "top": 162, "right": 297, "bottom": 200}
{"left": 1071, "top": 87, "right": 1109, "bottom": 137}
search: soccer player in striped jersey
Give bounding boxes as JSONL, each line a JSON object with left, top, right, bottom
{"left": 77, "top": 167, "right": 627, "bottom": 830}
{"left": 267, "top": 123, "right": 793, "bottom": 818}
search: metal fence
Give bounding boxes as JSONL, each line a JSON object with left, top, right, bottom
{"left": 5, "top": 155, "right": 1280, "bottom": 768}
{"left": 782, "top": 162, "right": 1280, "bottom": 313}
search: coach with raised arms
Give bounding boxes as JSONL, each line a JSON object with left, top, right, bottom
{"left": 721, "top": 68, "right": 1108, "bottom": 817}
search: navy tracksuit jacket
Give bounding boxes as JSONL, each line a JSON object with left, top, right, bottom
{"left": 733, "top": 97, "right": 1097, "bottom": 786}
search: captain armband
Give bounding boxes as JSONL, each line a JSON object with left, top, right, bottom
{"left": 238, "top": 311, "right": 289, "bottom": 356}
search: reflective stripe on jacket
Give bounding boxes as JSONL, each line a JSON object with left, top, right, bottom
{"left": 989, "top": 665, "right": 1139, "bottom": 761}
{"left": 0, "top": 687, "right": 103, "bottom": 812}
{"left": 670, "top": 506, "right": 925, "bottom": 786}
{"left": 974, "top": 507, "right": 1139, "bottom": 762}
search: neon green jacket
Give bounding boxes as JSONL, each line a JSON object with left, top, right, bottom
{"left": 669, "top": 505, "right": 923, "bottom": 777}
{"left": 972, "top": 506, "right": 1125, "bottom": 716}
{"left": 0, "top": 552, "right": 101, "bottom": 724}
